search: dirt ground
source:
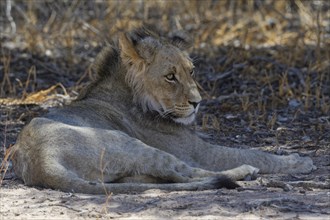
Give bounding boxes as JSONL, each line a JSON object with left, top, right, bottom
{"left": 0, "top": 180, "right": 329, "bottom": 219}
{"left": 1, "top": 1, "right": 330, "bottom": 219}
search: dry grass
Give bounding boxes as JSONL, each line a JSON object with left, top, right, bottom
{"left": 1, "top": 0, "right": 329, "bottom": 104}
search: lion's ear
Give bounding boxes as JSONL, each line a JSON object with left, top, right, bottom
{"left": 169, "top": 30, "right": 193, "bottom": 50}
{"left": 119, "top": 29, "right": 161, "bottom": 64}
{"left": 119, "top": 33, "right": 142, "bottom": 64}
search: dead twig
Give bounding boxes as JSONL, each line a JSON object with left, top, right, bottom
{"left": 265, "top": 180, "right": 293, "bottom": 191}
{"left": 5, "top": 0, "right": 16, "bottom": 36}
{"left": 99, "top": 147, "right": 112, "bottom": 214}
{"left": 289, "top": 181, "right": 330, "bottom": 189}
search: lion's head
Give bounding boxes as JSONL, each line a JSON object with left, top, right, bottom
{"left": 119, "top": 28, "right": 202, "bottom": 125}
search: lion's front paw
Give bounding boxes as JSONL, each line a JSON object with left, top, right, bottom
{"left": 222, "top": 164, "right": 260, "bottom": 181}
{"left": 240, "top": 164, "right": 260, "bottom": 180}
{"left": 286, "top": 153, "right": 316, "bottom": 174}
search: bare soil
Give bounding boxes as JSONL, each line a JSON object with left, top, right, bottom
{"left": 1, "top": 180, "right": 329, "bottom": 219}
{"left": 1, "top": 1, "right": 330, "bottom": 219}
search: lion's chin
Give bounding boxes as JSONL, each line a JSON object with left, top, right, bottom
{"left": 172, "top": 113, "right": 196, "bottom": 125}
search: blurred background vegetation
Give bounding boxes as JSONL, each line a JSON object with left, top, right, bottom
{"left": 0, "top": 0, "right": 329, "bottom": 149}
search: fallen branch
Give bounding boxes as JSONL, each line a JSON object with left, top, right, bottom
{"left": 289, "top": 181, "right": 330, "bottom": 189}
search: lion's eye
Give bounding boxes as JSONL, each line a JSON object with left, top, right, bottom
{"left": 190, "top": 69, "right": 195, "bottom": 77}
{"left": 165, "top": 73, "right": 176, "bottom": 82}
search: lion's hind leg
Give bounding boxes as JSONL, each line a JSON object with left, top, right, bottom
{"left": 98, "top": 135, "right": 240, "bottom": 192}
{"left": 98, "top": 133, "right": 237, "bottom": 185}
{"left": 39, "top": 160, "right": 238, "bottom": 194}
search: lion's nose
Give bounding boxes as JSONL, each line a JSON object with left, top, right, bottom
{"left": 188, "top": 101, "right": 200, "bottom": 109}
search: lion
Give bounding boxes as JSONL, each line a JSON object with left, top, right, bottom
{"left": 11, "top": 28, "right": 315, "bottom": 194}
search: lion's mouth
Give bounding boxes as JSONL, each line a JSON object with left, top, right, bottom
{"left": 171, "top": 112, "right": 196, "bottom": 125}
{"left": 159, "top": 107, "right": 196, "bottom": 124}
{"left": 182, "top": 112, "right": 195, "bottom": 118}
{"left": 166, "top": 111, "right": 193, "bottom": 118}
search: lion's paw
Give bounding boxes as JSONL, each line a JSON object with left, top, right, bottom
{"left": 239, "top": 164, "right": 260, "bottom": 180}
{"left": 240, "top": 164, "right": 260, "bottom": 175}
{"left": 285, "top": 153, "right": 316, "bottom": 174}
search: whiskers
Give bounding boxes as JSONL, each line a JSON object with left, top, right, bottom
{"left": 160, "top": 108, "right": 175, "bottom": 118}
{"left": 153, "top": 107, "right": 196, "bottom": 125}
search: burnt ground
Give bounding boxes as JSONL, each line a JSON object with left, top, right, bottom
{"left": 0, "top": 1, "right": 330, "bottom": 219}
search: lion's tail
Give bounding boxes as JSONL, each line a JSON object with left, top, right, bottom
{"left": 46, "top": 175, "right": 238, "bottom": 194}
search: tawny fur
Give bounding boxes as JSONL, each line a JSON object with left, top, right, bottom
{"left": 11, "top": 28, "right": 315, "bottom": 194}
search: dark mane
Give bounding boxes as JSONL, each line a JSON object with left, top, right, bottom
{"left": 93, "top": 45, "right": 120, "bottom": 78}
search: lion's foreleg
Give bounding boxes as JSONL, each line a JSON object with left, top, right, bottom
{"left": 193, "top": 142, "right": 314, "bottom": 174}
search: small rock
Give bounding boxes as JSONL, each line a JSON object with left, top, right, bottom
{"left": 277, "top": 115, "right": 288, "bottom": 122}
{"left": 289, "top": 99, "right": 301, "bottom": 108}
{"left": 302, "top": 136, "right": 311, "bottom": 142}
{"left": 225, "top": 114, "right": 237, "bottom": 119}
